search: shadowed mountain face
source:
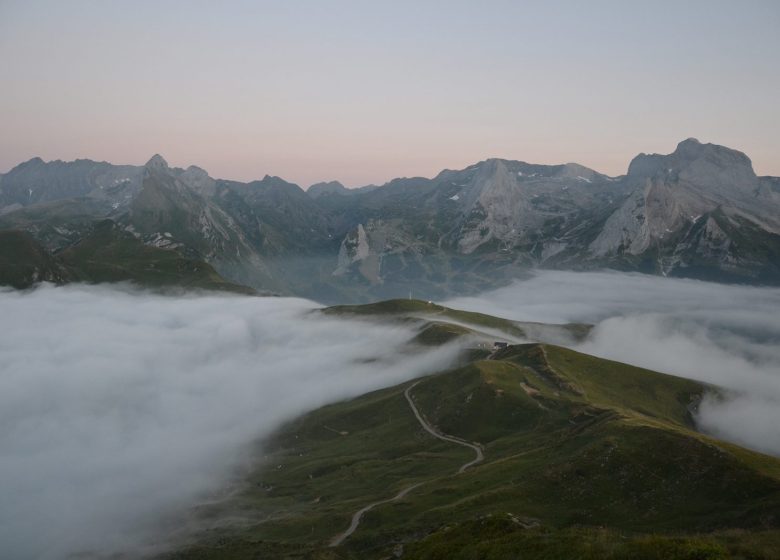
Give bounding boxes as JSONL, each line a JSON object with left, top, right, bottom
{"left": 2, "top": 139, "right": 779, "bottom": 300}
{"left": 0, "top": 221, "right": 254, "bottom": 293}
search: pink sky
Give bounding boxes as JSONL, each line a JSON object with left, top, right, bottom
{"left": 1, "top": 1, "right": 778, "bottom": 187}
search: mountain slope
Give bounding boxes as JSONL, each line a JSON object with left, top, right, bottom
{"left": 59, "top": 220, "right": 255, "bottom": 293}
{"left": 0, "top": 221, "right": 254, "bottom": 293}
{"left": 2, "top": 139, "right": 779, "bottom": 298}
{"left": 588, "top": 139, "right": 780, "bottom": 281}
{"left": 0, "top": 157, "right": 142, "bottom": 213}
{"left": 0, "top": 230, "right": 73, "bottom": 288}
{"left": 166, "top": 303, "right": 780, "bottom": 560}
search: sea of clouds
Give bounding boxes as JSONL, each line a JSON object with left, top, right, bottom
{"left": 447, "top": 270, "right": 780, "bottom": 458}
{"left": 0, "top": 285, "right": 461, "bottom": 559}
{"left": 2, "top": 272, "right": 779, "bottom": 559}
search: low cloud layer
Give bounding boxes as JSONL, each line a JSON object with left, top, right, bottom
{"left": 3, "top": 273, "right": 779, "bottom": 558}
{"left": 0, "top": 285, "right": 461, "bottom": 560}
{"left": 447, "top": 271, "right": 780, "bottom": 457}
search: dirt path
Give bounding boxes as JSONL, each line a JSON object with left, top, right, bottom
{"left": 328, "top": 483, "right": 423, "bottom": 547}
{"left": 404, "top": 380, "right": 484, "bottom": 473}
{"left": 329, "top": 380, "right": 484, "bottom": 547}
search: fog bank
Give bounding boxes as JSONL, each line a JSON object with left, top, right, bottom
{"left": 0, "top": 285, "right": 460, "bottom": 559}
{"left": 447, "top": 271, "right": 780, "bottom": 457}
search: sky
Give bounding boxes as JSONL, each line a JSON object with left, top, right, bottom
{"left": 1, "top": 0, "right": 778, "bottom": 187}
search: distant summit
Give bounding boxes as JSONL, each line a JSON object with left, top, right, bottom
{"left": 2, "top": 138, "right": 779, "bottom": 298}
{"left": 628, "top": 138, "right": 755, "bottom": 180}
{"left": 308, "top": 180, "right": 349, "bottom": 198}
{"left": 145, "top": 154, "right": 169, "bottom": 171}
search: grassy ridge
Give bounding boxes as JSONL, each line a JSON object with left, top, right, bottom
{"left": 323, "top": 298, "right": 591, "bottom": 343}
{"left": 168, "top": 311, "right": 780, "bottom": 560}
{"left": 323, "top": 298, "right": 527, "bottom": 337}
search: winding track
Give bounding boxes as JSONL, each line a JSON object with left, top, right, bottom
{"left": 328, "top": 483, "right": 423, "bottom": 547}
{"left": 328, "top": 380, "right": 484, "bottom": 547}
{"left": 403, "top": 381, "right": 484, "bottom": 473}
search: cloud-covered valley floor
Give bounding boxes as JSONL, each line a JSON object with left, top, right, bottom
{"left": 2, "top": 271, "right": 779, "bottom": 558}
{"left": 0, "top": 286, "right": 460, "bottom": 559}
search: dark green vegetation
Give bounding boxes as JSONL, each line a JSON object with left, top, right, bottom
{"left": 0, "top": 229, "right": 71, "bottom": 288}
{"left": 0, "top": 221, "right": 254, "bottom": 293}
{"left": 404, "top": 520, "right": 780, "bottom": 560}
{"left": 166, "top": 304, "right": 780, "bottom": 560}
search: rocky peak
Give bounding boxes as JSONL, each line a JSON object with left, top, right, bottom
{"left": 184, "top": 165, "right": 209, "bottom": 178}
{"left": 675, "top": 137, "right": 703, "bottom": 153}
{"left": 254, "top": 175, "right": 305, "bottom": 195}
{"left": 20, "top": 157, "right": 45, "bottom": 168}
{"left": 180, "top": 165, "right": 215, "bottom": 195}
{"left": 675, "top": 138, "right": 754, "bottom": 170}
{"left": 559, "top": 162, "right": 601, "bottom": 181}
{"left": 145, "top": 154, "right": 170, "bottom": 171}
{"left": 628, "top": 139, "right": 755, "bottom": 182}
{"left": 308, "top": 181, "right": 348, "bottom": 198}
{"left": 6, "top": 157, "right": 46, "bottom": 175}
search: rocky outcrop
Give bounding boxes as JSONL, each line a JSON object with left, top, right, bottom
{"left": 307, "top": 181, "right": 349, "bottom": 198}
{"left": 335, "top": 223, "right": 371, "bottom": 276}
{"left": 588, "top": 139, "right": 780, "bottom": 279}
{"left": 2, "top": 139, "right": 779, "bottom": 299}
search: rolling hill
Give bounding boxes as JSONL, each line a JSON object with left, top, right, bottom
{"left": 165, "top": 301, "right": 780, "bottom": 560}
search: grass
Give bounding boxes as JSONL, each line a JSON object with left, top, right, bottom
{"left": 324, "top": 298, "right": 525, "bottom": 337}
{"left": 166, "top": 306, "right": 780, "bottom": 560}
{"left": 323, "top": 298, "right": 594, "bottom": 344}
{"left": 403, "top": 519, "right": 780, "bottom": 560}
{"left": 412, "top": 321, "right": 474, "bottom": 345}
{"left": 0, "top": 220, "right": 255, "bottom": 293}
{"left": 0, "top": 229, "right": 71, "bottom": 288}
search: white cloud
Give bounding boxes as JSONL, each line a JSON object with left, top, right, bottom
{"left": 0, "top": 284, "right": 461, "bottom": 560}
{"left": 3, "top": 272, "right": 779, "bottom": 559}
{"left": 446, "top": 271, "right": 780, "bottom": 457}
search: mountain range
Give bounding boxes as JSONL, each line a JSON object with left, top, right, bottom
{"left": 2, "top": 139, "right": 779, "bottom": 300}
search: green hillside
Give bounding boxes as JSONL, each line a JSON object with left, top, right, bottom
{"left": 323, "top": 298, "right": 591, "bottom": 343}
{"left": 167, "top": 306, "right": 780, "bottom": 560}
{"left": 0, "top": 220, "right": 255, "bottom": 293}
{"left": 59, "top": 220, "right": 255, "bottom": 293}
{"left": 0, "top": 229, "right": 72, "bottom": 288}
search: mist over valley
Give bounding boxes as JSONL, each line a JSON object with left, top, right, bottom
{"left": 1, "top": 271, "right": 779, "bottom": 558}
